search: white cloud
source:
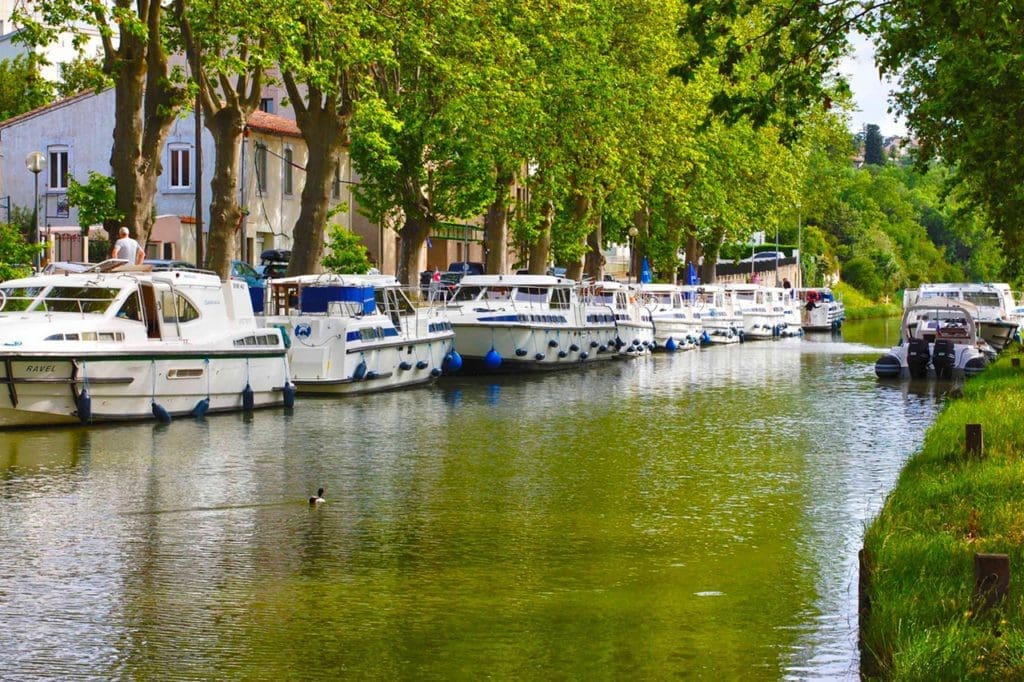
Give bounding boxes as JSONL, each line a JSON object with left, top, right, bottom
{"left": 838, "top": 32, "right": 907, "bottom": 137}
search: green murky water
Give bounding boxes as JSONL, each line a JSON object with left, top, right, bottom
{"left": 0, "top": 323, "right": 944, "bottom": 679}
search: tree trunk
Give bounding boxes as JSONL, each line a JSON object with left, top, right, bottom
{"left": 107, "top": 24, "right": 180, "bottom": 248}
{"left": 288, "top": 108, "right": 346, "bottom": 276}
{"left": 204, "top": 108, "right": 247, "bottom": 279}
{"left": 527, "top": 201, "right": 553, "bottom": 275}
{"left": 701, "top": 227, "right": 726, "bottom": 283}
{"left": 483, "top": 168, "right": 515, "bottom": 275}
{"left": 584, "top": 215, "right": 604, "bottom": 281}
{"left": 397, "top": 213, "right": 433, "bottom": 287}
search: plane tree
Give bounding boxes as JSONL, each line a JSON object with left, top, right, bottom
{"left": 349, "top": 0, "right": 503, "bottom": 286}
{"left": 13, "top": 0, "right": 187, "bottom": 245}
{"left": 173, "top": 0, "right": 274, "bottom": 278}
{"left": 272, "top": 0, "right": 394, "bottom": 276}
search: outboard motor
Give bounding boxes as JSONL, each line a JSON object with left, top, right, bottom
{"left": 932, "top": 339, "right": 956, "bottom": 380}
{"left": 907, "top": 338, "right": 931, "bottom": 379}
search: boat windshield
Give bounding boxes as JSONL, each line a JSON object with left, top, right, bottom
{"left": 451, "top": 286, "right": 483, "bottom": 302}
{"left": 515, "top": 286, "right": 551, "bottom": 304}
{"left": 40, "top": 286, "right": 122, "bottom": 314}
{"left": 962, "top": 292, "right": 1002, "bottom": 309}
{"left": 0, "top": 285, "right": 46, "bottom": 312}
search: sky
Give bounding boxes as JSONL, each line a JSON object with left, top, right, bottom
{"left": 838, "top": 32, "right": 908, "bottom": 137}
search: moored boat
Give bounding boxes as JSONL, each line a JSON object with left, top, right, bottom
{"left": 634, "top": 282, "right": 701, "bottom": 351}
{"left": 260, "top": 274, "right": 457, "bottom": 394}
{"left": 908, "top": 283, "right": 1018, "bottom": 351}
{"left": 0, "top": 264, "right": 292, "bottom": 427}
{"left": 580, "top": 281, "right": 656, "bottom": 355}
{"left": 691, "top": 285, "right": 743, "bottom": 344}
{"left": 444, "top": 274, "right": 618, "bottom": 372}
{"left": 875, "top": 297, "right": 991, "bottom": 379}
{"left": 723, "top": 283, "right": 788, "bottom": 339}
{"left": 794, "top": 287, "right": 845, "bottom": 332}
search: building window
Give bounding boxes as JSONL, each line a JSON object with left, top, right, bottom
{"left": 332, "top": 158, "right": 341, "bottom": 199}
{"left": 48, "top": 146, "right": 69, "bottom": 191}
{"left": 169, "top": 145, "right": 191, "bottom": 189}
{"left": 255, "top": 143, "right": 268, "bottom": 194}
{"left": 260, "top": 97, "right": 274, "bottom": 113}
{"left": 283, "top": 146, "right": 294, "bottom": 195}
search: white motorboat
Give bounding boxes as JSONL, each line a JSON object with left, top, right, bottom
{"left": 875, "top": 298, "right": 991, "bottom": 379}
{"left": 768, "top": 287, "right": 803, "bottom": 337}
{"left": 690, "top": 285, "right": 742, "bottom": 344}
{"left": 0, "top": 264, "right": 292, "bottom": 427}
{"left": 722, "top": 284, "right": 788, "bottom": 339}
{"left": 908, "top": 283, "right": 1018, "bottom": 351}
{"left": 794, "top": 287, "right": 845, "bottom": 332}
{"left": 445, "top": 274, "right": 618, "bottom": 371}
{"left": 580, "top": 282, "right": 655, "bottom": 355}
{"left": 260, "top": 274, "right": 458, "bottom": 394}
{"left": 633, "top": 283, "right": 700, "bottom": 351}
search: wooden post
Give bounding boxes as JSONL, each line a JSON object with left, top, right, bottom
{"left": 1012, "top": 358, "right": 1020, "bottom": 368}
{"left": 974, "top": 553, "right": 1010, "bottom": 611}
{"left": 965, "top": 424, "right": 984, "bottom": 457}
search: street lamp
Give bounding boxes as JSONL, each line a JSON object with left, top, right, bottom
{"left": 25, "top": 151, "right": 46, "bottom": 271}
{"left": 627, "top": 226, "right": 639, "bottom": 283}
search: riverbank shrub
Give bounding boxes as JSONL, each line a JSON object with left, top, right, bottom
{"left": 861, "top": 351, "right": 1024, "bottom": 679}
{"left": 834, "top": 281, "right": 901, "bottom": 320}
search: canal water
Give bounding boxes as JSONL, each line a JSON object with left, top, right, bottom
{"left": 0, "top": 318, "right": 944, "bottom": 679}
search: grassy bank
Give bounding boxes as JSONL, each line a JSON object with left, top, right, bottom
{"left": 835, "top": 282, "right": 902, "bottom": 320}
{"left": 861, "top": 351, "right": 1024, "bottom": 679}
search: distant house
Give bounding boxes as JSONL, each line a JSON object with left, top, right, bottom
{"left": 0, "top": 87, "right": 356, "bottom": 266}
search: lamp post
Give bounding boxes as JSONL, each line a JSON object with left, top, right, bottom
{"left": 796, "top": 203, "right": 802, "bottom": 289}
{"left": 627, "top": 226, "right": 639, "bottom": 283}
{"left": 25, "top": 151, "right": 46, "bottom": 271}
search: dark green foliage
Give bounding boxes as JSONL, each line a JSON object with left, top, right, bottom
{"left": 0, "top": 222, "right": 44, "bottom": 280}
{"left": 0, "top": 55, "right": 54, "bottom": 121}
{"left": 841, "top": 255, "right": 883, "bottom": 299}
{"left": 67, "top": 172, "right": 123, "bottom": 234}
{"left": 863, "top": 124, "right": 885, "bottom": 165}
{"left": 321, "top": 225, "right": 373, "bottom": 274}
{"left": 56, "top": 56, "right": 111, "bottom": 98}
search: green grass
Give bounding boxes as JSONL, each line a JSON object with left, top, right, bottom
{"left": 862, "top": 350, "right": 1024, "bottom": 679}
{"left": 835, "top": 282, "right": 902, "bottom": 320}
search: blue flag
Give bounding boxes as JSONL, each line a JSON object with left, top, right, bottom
{"left": 688, "top": 261, "right": 699, "bottom": 285}
{"left": 640, "top": 256, "right": 652, "bottom": 283}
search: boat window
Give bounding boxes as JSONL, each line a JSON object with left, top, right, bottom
{"left": 963, "top": 292, "right": 1001, "bottom": 309}
{"left": 515, "top": 287, "right": 549, "bottom": 304}
{"left": 0, "top": 286, "right": 45, "bottom": 311}
{"left": 160, "top": 291, "right": 200, "bottom": 323}
{"left": 41, "top": 286, "right": 120, "bottom": 314}
{"left": 551, "top": 287, "right": 571, "bottom": 309}
{"left": 486, "top": 287, "right": 510, "bottom": 301}
{"left": 452, "top": 286, "right": 483, "bottom": 302}
{"left": 375, "top": 288, "right": 415, "bottom": 316}
{"left": 115, "top": 291, "right": 143, "bottom": 322}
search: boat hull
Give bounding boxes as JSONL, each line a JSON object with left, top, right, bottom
{"left": 0, "top": 351, "right": 289, "bottom": 427}
{"left": 267, "top": 314, "right": 456, "bottom": 395}
{"left": 874, "top": 342, "right": 988, "bottom": 379}
{"left": 450, "top": 322, "right": 618, "bottom": 372}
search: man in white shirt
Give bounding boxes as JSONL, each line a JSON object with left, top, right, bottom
{"left": 110, "top": 227, "right": 145, "bottom": 264}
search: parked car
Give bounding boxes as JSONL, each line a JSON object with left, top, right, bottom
{"left": 230, "top": 259, "right": 265, "bottom": 287}
{"left": 257, "top": 249, "right": 290, "bottom": 278}
{"left": 515, "top": 266, "right": 568, "bottom": 277}
{"left": 740, "top": 251, "right": 786, "bottom": 263}
{"left": 144, "top": 258, "right": 196, "bottom": 271}
{"left": 419, "top": 261, "right": 485, "bottom": 294}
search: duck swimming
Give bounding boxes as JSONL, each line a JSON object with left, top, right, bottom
{"left": 309, "top": 487, "right": 325, "bottom": 505}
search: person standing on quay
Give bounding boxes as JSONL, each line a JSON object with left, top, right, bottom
{"left": 110, "top": 227, "right": 145, "bottom": 265}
